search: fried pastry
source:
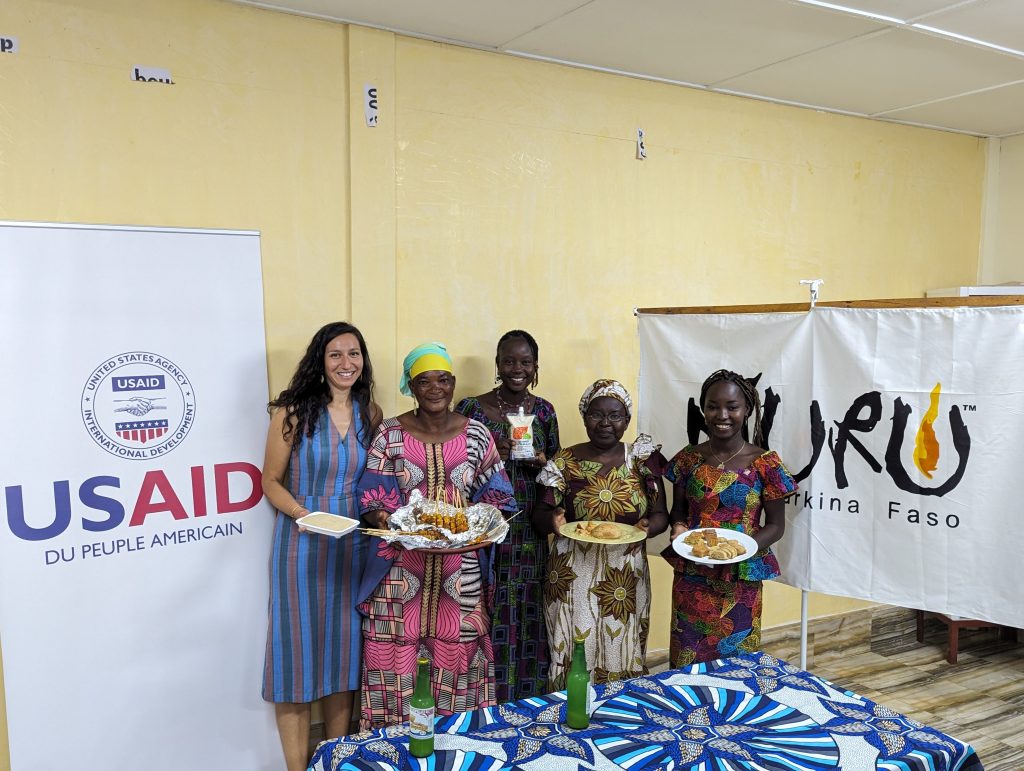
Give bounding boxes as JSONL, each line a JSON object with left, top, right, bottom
{"left": 682, "top": 530, "right": 748, "bottom": 561}
{"left": 591, "top": 523, "right": 621, "bottom": 540}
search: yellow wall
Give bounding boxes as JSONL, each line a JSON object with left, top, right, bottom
{"left": 0, "top": 1, "right": 986, "bottom": 767}
{"left": 986, "top": 134, "right": 1024, "bottom": 283}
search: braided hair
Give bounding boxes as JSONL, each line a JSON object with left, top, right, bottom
{"left": 268, "top": 321, "right": 376, "bottom": 447}
{"left": 496, "top": 329, "right": 540, "bottom": 387}
{"left": 699, "top": 369, "right": 764, "bottom": 447}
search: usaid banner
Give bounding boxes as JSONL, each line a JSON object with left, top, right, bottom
{"left": 638, "top": 306, "right": 1024, "bottom": 628}
{"left": 0, "top": 223, "right": 278, "bottom": 770}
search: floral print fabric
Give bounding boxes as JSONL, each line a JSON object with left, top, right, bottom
{"left": 541, "top": 445, "right": 665, "bottom": 689}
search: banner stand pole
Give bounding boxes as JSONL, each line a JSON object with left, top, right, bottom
{"left": 800, "top": 590, "right": 809, "bottom": 669}
{"left": 797, "top": 280, "right": 819, "bottom": 671}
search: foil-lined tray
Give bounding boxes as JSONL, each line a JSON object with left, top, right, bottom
{"left": 382, "top": 489, "right": 509, "bottom": 549}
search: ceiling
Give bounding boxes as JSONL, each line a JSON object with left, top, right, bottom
{"left": 234, "top": 0, "right": 1024, "bottom": 138}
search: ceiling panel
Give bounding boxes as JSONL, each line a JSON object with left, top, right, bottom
{"left": 827, "top": 0, "right": 977, "bottom": 22}
{"left": 503, "top": 0, "right": 883, "bottom": 86}
{"left": 921, "top": 0, "right": 1024, "bottom": 53}
{"left": 881, "top": 80, "right": 1024, "bottom": 136}
{"left": 719, "top": 26, "right": 1024, "bottom": 115}
{"left": 232, "top": 0, "right": 1024, "bottom": 136}
{"left": 239, "top": 0, "right": 588, "bottom": 48}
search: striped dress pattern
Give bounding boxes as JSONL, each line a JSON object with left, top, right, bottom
{"left": 356, "top": 417, "right": 516, "bottom": 728}
{"left": 262, "top": 407, "right": 369, "bottom": 703}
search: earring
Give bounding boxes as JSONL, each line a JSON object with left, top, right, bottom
{"left": 532, "top": 372, "right": 539, "bottom": 388}
{"left": 494, "top": 370, "right": 501, "bottom": 384}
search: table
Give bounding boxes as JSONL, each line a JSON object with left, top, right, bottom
{"left": 310, "top": 652, "right": 983, "bottom": 770}
{"left": 916, "top": 609, "right": 1013, "bottom": 664}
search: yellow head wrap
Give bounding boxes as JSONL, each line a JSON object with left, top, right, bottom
{"left": 400, "top": 342, "right": 453, "bottom": 396}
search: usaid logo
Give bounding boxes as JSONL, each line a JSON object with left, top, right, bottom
{"left": 80, "top": 352, "right": 196, "bottom": 459}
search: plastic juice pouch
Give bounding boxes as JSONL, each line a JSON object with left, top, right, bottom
{"left": 507, "top": 406, "right": 536, "bottom": 460}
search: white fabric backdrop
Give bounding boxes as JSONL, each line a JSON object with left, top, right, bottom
{"left": 638, "top": 306, "right": 1024, "bottom": 628}
{"left": 0, "top": 222, "right": 278, "bottom": 770}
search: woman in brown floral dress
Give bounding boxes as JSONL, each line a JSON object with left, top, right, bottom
{"left": 532, "top": 379, "right": 667, "bottom": 689}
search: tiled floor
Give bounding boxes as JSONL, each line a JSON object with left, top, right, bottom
{"left": 810, "top": 621, "right": 1024, "bottom": 770}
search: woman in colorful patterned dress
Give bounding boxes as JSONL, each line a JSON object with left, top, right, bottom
{"left": 533, "top": 379, "right": 667, "bottom": 689}
{"left": 261, "top": 322, "right": 382, "bottom": 771}
{"left": 454, "top": 330, "right": 559, "bottom": 701}
{"left": 356, "top": 342, "right": 516, "bottom": 729}
{"left": 662, "top": 369, "right": 797, "bottom": 667}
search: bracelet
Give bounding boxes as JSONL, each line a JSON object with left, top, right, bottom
{"left": 290, "top": 503, "right": 305, "bottom": 519}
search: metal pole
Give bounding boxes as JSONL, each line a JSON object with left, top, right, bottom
{"left": 800, "top": 589, "right": 809, "bottom": 669}
{"left": 798, "top": 279, "right": 819, "bottom": 671}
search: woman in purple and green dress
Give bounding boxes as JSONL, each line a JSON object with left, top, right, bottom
{"left": 455, "top": 330, "right": 559, "bottom": 702}
{"left": 260, "top": 322, "right": 382, "bottom": 771}
{"left": 662, "top": 369, "right": 796, "bottom": 667}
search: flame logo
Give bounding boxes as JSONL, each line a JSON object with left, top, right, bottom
{"left": 913, "top": 383, "right": 942, "bottom": 478}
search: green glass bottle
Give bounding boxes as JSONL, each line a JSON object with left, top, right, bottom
{"left": 409, "top": 656, "right": 435, "bottom": 757}
{"left": 566, "top": 636, "right": 591, "bottom": 729}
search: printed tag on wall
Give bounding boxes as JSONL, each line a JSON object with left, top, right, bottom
{"left": 132, "top": 65, "right": 174, "bottom": 84}
{"left": 1, "top": 36, "right": 19, "bottom": 53}
{"left": 365, "top": 83, "right": 379, "bottom": 127}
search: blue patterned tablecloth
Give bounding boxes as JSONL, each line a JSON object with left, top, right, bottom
{"left": 309, "top": 652, "right": 982, "bottom": 770}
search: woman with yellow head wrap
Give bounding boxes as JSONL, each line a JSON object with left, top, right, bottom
{"left": 355, "top": 343, "right": 516, "bottom": 729}
{"left": 399, "top": 342, "right": 452, "bottom": 397}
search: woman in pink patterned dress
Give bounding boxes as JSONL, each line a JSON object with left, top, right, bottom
{"left": 355, "top": 342, "right": 516, "bottom": 729}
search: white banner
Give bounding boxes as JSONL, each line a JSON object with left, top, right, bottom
{"left": 638, "top": 306, "right": 1024, "bottom": 628}
{"left": 0, "top": 223, "right": 279, "bottom": 770}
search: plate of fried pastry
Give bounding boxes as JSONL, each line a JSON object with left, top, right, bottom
{"left": 561, "top": 520, "right": 646, "bottom": 545}
{"left": 672, "top": 527, "right": 758, "bottom": 565}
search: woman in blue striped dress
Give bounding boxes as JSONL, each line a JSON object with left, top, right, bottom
{"left": 261, "top": 322, "right": 381, "bottom": 771}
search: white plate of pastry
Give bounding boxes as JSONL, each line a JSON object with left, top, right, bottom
{"left": 672, "top": 527, "right": 758, "bottom": 564}
{"left": 561, "top": 520, "right": 646, "bottom": 545}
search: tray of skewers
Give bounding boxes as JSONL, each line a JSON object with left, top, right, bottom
{"left": 363, "top": 489, "right": 510, "bottom": 551}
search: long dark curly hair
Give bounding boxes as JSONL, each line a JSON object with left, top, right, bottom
{"left": 268, "top": 321, "right": 376, "bottom": 447}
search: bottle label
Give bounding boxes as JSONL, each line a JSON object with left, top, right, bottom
{"left": 409, "top": 706, "right": 435, "bottom": 738}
